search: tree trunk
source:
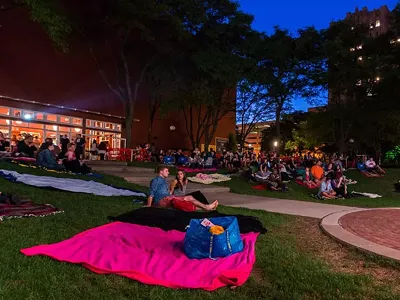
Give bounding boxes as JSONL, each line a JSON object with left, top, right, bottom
{"left": 275, "top": 108, "right": 281, "bottom": 142}
{"left": 147, "top": 120, "right": 153, "bottom": 144}
{"left": 125, "top": 103, "right": 134, "bottom": 148}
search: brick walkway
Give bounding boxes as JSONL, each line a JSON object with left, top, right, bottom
{"left": 339, "top": 209, "right": 400, "bottom": 251}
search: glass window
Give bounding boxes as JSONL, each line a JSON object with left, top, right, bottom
{"left": 0, "top": 119, "right": 10, "bottom": 126}
{"left": 35, "top": 113, "right": 44, "bottom": 120}
{"left": 29, "top": 123, "right": 44, "bottom": 129}
{"left": 46, "top": 114, "right": 57, "bottom": 122}
{"left": 22, "top": 111, "right": 34, "bottom": 120}
{"left": 86, "top": 119, "right": 92, "bottom": 127}
{"left": 46, "top": 125, "right": 59, "bottom": 131}
{"left": 13, "top": 109, "right": 22, "bottom": 118}
{"left": 95, "top": 121, "right": 102, "bottom": 128}
{"left": 60, "top": 116, "right": 71, "bottom": 124}
{"left": 13, "top": 120, "right": 28, "bottom": 127}
{"left": 73, "top": 128, "right": 82, "bottom": 134}
{"left": 115, "top": 124, "right": 122, "bottom": 131}
{"left": 72, "top": 118, "right": 82, "bottom": 126}
{"left": 0, "top": 107, "right": 10, "bottom": 115}
{"left": 58, "top": 126, "right": 71, "bottom": 132}
{"left": 105, "top": 123, "right": 112, "bottom": 129}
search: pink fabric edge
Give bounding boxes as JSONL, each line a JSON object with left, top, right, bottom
{"left": 20, "top": 222, "right": 259, "bottom": 291}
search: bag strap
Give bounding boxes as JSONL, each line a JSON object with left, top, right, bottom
{"left": 208, "top": 229, "right": 233, "bottom": 260}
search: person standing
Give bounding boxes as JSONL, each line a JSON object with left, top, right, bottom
{"left": 75, "top": 134, "right": 85, "bottom": 160}
{"left": 60, "top": 134, "right": 70, "bottom": 154}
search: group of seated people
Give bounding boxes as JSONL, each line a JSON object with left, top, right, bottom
{"left": 146, "top": 166, "right": 219, "bottom": 211}
{"left": 10, "top": 134, "right": 91, "bottom": 174}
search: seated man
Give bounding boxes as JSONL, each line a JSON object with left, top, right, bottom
{"left": 318, "top": 176, "right": 337, "bottom": 199}
{"left": 37, "top": 142, "right": 65, "bottom": 171}
{"left": 311, "top": 160, "right": 324, "bottom": 185}
{"left": 365, "top": 157, "right": 385, "bottom": 175}
{"left": 146, "top": 166, "right": 218, "bottom": 211}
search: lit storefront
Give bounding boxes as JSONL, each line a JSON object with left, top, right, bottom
{"left": 0, "top": 105, "right": 124, "bottom": 150}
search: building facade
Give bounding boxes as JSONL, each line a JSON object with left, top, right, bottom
{"left": 242, "top": 121, "right": 274, "bottom": 154}
{"left": 0, "top": 2, "right": 235, "bottom": 151}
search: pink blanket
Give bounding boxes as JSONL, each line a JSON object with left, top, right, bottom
{"left": 177, "top": 167, "right": 217, "bottom": 173}
{"left": 21, "top": 222, "right": 259, "bottom": 290}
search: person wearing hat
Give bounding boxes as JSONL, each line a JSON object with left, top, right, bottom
{"left": 16, "top": 134, "right": 37, "bottom": 158}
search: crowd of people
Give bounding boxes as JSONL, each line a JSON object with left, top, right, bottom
{"left": 0, "top": 132, "right": 93, "bottom": 174}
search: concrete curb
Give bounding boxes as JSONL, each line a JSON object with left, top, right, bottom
{"left": 320, "top": 208, "right": 400, "bottom": 262}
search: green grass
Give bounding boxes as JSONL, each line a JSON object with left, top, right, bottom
{"left": 216, "top": 169, "right": 400, "bottom": 208}
{"left": 0, "top": 163, "right": 399, "bottom": 299}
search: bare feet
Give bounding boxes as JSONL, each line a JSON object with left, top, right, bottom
{"left": 206, "top": 200, "right": 218, "bottom": 211}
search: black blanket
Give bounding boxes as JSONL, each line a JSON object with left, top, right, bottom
{"left": 109, "top": 207, "right": 267, "bottom": 234}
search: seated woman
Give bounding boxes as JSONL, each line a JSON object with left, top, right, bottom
{"left": 278, "top": 163, "right": 290, "bottom": 182}
{"left": 169, "top": 170, "right": 209, "bottom": 204}
{"left": 0, "top": 132, "right": 10, "bottom": 152}
{"left": 63, "top": 143, "right": 91, "bottom": 174}
{"left": 266, "top": 168, "right": 287, "bottom": 191}
{"left": 302, "top": 167, "right": 318, "bottom": 188}
{"left": 232, "top": 153, "right": 241, "bottom": 169}
{"left": 365, "top": 157, "right": 385, "bottom": 175}
{"left": 325, "top": 163, "right": 334, "bottom": 178}
{"left": 318, "top": 176, "right": 336, "bottom": 199}
{"left": 37, "top": 142, "right": 65, "bottom": 171}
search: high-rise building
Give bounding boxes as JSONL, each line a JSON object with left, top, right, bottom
{"left": 345, "top": 6, "right": 391, "bottom": 38}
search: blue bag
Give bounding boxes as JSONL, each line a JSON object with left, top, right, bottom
{"left": 183, "top": 216, "right": 244, "bottom": 259}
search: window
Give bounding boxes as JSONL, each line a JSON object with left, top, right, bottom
{"left": 46, "top": 125, "right": 59, "bottom": 131}
{"left": 0, "top": 107, "right": 10, "bottom": 115}
{"left": 60, "top": 116, "right": 71, "bottom": 124}
{"left": 13, "top": 109, "right": 22, "bottom": 118}
{"left": 376, "top": 20, "right": 381, "bottom": 27}
{"left": 35, "top": 113, "right": 44, "bottom": 120}
{"left": 46, "top": 114, "right": 57, "bottom": 122}
{"left": 22, "top": 111, "right": 34, "bottom": 120}
{"left": 72, "top": 118, "right": 82, "bottom": 126}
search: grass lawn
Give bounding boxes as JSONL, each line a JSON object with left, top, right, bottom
{"left": 0, "top": 163, "right": 400, "bottom": 299}
{"left": 216, "top": 169, "right": 400, "bottom": 208}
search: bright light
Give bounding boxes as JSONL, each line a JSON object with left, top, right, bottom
{"left": 358, "top": 56, "right": 363, "bottom": 61}
{"left": 350, "top": 48, "right": 355, "bottom": 52}
{"left": 16, "top": 121, "right": 22, "bottom": 124}
{"left": 170, "top": 126, "right": 176, "bottom": 131}
{"left": 273, "top": 141, "right": 278, "bottom": 147}
{"left": 356, "top": 45, "right": 362, "bottom": 50}
{"left": 375, "top": 76, "right": 380, "bottom": 82}
{"left": 23, "top": 114, "right": 32, "bottom": 120}
{"left": 5, "top": 120, "right": 9, "bottom": 125}
{"left": 376, "top": 20, "right": 381, "bottom": 27}
{"left": 248, "top": 144, "right": 252, "bottom": 147}
{"left": 74, "top": 128, "right": 81, "bottom": 132}
{"left": 356, "top": 80, "right": 362, "bottom": 86}
{"left": 397, "top": 38, "right": 400, "bottom": 42}
{"left": 52, "top": 125, "right": 58, "bottom": 130}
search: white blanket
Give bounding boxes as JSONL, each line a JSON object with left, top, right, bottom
{"left": 351, "top": 191, "right": 382, "bottom": 199}
{"left": 0, "top": 170, "right": 146, "bottom": 197}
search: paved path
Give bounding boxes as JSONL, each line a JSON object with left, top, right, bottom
{"left": 88, "top": 162, "right": 400, "bottom": 261}
{"left": 321, "top": 208, "right": 400, "bottom": 261}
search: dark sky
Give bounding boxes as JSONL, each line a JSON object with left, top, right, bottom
{"left": 237, "top": 0, "right": 399, "bottom": 111}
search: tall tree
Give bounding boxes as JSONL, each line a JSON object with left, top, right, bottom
{"left": 236, "top": 80, "right": 272, "bottom": 149}
{"left": 256, "top": 27, "right": 324, "bottom": 144}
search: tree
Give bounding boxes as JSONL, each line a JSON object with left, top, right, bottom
{"left": 236, "top": 80, "right": 273, "bottom": 148}
{"left": 256, "top": 27, "right": 325, "bottom": 143}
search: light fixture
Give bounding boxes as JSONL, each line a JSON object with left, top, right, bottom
{"left": 52, "top": 125, "right": 58, "bottom": 130}
{"left": 5, "top": 120, "right": 9, "bottom": 125}
{"left": 23, "top": 114, "right": 32, "bottom": 120}
{"left": 170, "top": 125, "right": 176, "bottom": 131}
{"left": 16, "top": 121, "right": 22, "bottom": 124}
{"left": 375, "top": 76, "right": 380, "bottom": 82}
{"left": 350, "top": 48, "right": 355, "bottom": 52}
{"left": 376, "top": 20, "right": 381, "bottom": 27}
{"left": 358, "top": 56, "right": 363, "bottom": 61}
{"left": 356, "top": 45, "right": 362, "bottom": 50}
{"left": 248, "top": 144, "right": 252, "bottom": 147}
{"left": 74, "top": 128, "right": 81, "bottom": 132}
{"left": 273, "top": 141, "right": 278, "bottom": 147}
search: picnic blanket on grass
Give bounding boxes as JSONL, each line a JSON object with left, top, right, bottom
{"left": 188, "top": 173, "right": 231, "bottom": 184}
{"left": 295, "top": 180, "right": 318, "bottom": 189}
{"left": 0, "top": 170, "right": 146, "bottom": 197}
{"left": 21, "top": 222, "right": 259, "bottom": 291}
{"left": 0, "top": 199, "right": 63, "bottom": 221}
{"left": 109, "top": 207, "right": 267, "bottom": 234}
{"left": 177, "top": 167, "right": 217, "bottom": 173}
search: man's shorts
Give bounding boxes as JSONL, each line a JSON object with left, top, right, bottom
{"left": 156, "top": 196, "right": 196, "bottom": 212}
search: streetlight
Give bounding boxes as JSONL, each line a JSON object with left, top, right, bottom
{"left": 273, "top": 141, "right": 278, "bottom": 147}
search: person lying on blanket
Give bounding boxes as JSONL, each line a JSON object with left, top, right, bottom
{"left": 365, "top": 157, "right": 385, "bottom": 175}
{"left": 146, "top": 166, "right": 218, "bottom": 211}
{"left": 318, "top": 176, "right": 337, "bottom": 199}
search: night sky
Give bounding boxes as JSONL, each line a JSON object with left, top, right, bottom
{"left": 238, "top": 0, "right": 399, "bottom": 111}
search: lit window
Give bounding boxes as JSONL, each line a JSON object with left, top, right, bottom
{"left": 72, "top": 118, "right": 82, "bottom": 126}
{"left": 0, "top": 107, "right": 10, "bottom": 115}
{"left": 376, "top": 20, "right": 381, "bottom": 27}
{"left": 13, "top": 109, "right": 22, "bottom": 117}
{"left": 358, "top": 56, "right": 363, "bottom": 61}
{"left": 60, "top": 116, "right": 71, "bottom": 123}
{"left": 46, "top": 114, "right": 57, "bottom": 122}
{"left": 35, "top": 113, "right": 44, "bottom": 120}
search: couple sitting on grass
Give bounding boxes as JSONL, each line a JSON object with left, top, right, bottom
{"left": 146, "top": 166, "right": 219, "bottom": 211}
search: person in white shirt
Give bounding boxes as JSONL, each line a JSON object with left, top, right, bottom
{"left": 365, "top": 157, "right": 385, "bottom": 175}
